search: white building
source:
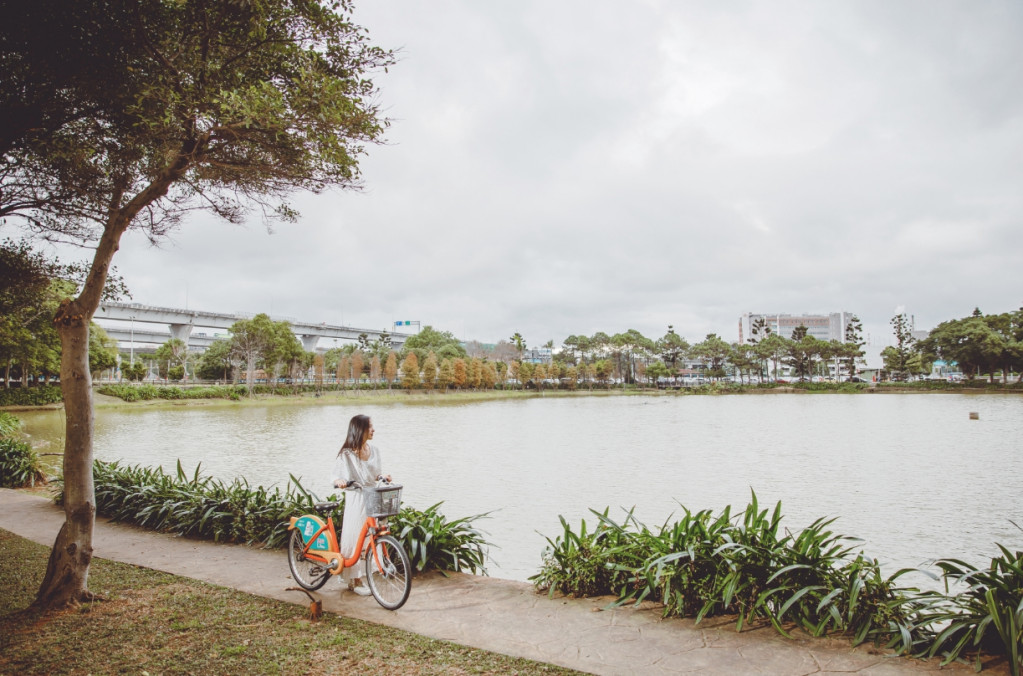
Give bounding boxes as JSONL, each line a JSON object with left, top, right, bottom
{"left": 738, "top": 312, "right": 856, "bottom": 344}
{"left": 520, "top": 347, "right": 552, "bottom": 364}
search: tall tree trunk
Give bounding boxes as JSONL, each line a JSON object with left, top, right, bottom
{"left": 33, "top": 145, "right": 190, "bottom": 609}
{"left": 34, "top": 306, "right": 95, "bottom": 607}
{"left": 245, "top": 354, "right": 255, "bottom": 394}
{"left": 34, "top": 218, "right": 129, "bottom": 608}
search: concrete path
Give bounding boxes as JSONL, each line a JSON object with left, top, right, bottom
{"left": 0, "top": 489, "right": 1010, "bottom": 676}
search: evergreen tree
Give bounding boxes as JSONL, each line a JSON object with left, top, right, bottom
{"left": 888, "top": 313, "right": 916, "bottom": 380}
{"left": 437, "top": 357, "right": 454, "bottom": 390}
{"left": 452, "top": 358, "right": 467, "bottom": 389}
{"left": 400, "top": 353, "right": 420, "bottom": 390}
{"left": 421, "top": 352, "right": 438, "bottom": 390}
{"left": 384, "top": 351, "right": 398, "bottom": 388}
{"left": 843, "top": 315, "right": 865, "bottom": 378}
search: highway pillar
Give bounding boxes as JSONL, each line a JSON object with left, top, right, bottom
{"left": 301, "top": 335, "right": 319, "bottom": 351}
{"left": 169, "top": 323, "right": 193, "bottom": 343}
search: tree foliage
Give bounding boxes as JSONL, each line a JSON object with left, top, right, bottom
{"left": 154, "top": 338, "right": 188, "bottom": 379}
{"left": 656, "top": 326, "right": 689, "bottom": 375}
{"left": 402, "top": 326, "right": 466, "bottom": 364}
{"left": 692, "top": 334, "right": 731, "bottom": 379}
{"left": 197, "top": 339, "right": 234, "bottom": 382}
{"left": 918, "top": 308, "right": 1023, "bottom": 382}
{"left": 421, "top": 351, "right": 438, "bottom": 389}
{"left": 400, "top": 352, "right": 420, "bottom": 390}
{"left": 87, "top": 323, "right": 117, "bottom": 376}
{"left": 886, "top": 313, "right": 917, "bottom": 380}
{"left": 383, "top": 351, "right": 398, "bottom": 387}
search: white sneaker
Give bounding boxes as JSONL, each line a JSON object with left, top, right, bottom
{"left": 353, "top": 584, "right": 372, "bottom": 596}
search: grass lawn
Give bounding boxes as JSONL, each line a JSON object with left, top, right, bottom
{"left": 0, "top": 529, "right": 579, "bottom": 675}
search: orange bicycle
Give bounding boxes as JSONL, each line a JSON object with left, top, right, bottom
{"left": 287, "top": 480, "right": 412, "bottom": 610}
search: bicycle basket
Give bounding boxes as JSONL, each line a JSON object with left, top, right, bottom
{"left": 365, "top": 484, "right": 403, "bottom": 517}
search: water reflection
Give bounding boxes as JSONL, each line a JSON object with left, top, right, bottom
{"left": 17, "top": 393, "right": 1023, "bottom": 582}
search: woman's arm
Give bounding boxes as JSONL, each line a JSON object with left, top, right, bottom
{"left": 368, "top": 445, "right": 390, "bottom": 482}
{"left": 331, "top": 451, "right": 353, "bottom": 488}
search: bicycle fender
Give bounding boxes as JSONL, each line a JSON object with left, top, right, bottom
{"left": 292, "top": 514, "right": 336, "bottom": 552}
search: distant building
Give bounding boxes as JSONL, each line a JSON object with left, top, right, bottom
{"left": 738, "top": 312, "right": 856, "bottom": 344}
{"left": 520, "top": 347, "right": 552, "bottom": 364}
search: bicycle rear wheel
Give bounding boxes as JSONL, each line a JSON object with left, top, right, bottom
{"left": 288, "top": 529, "right": 331, "bottom": 591}
{"left": 364, "top": 534, "right": 411, "bottom": 610}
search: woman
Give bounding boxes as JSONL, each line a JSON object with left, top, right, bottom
{"left": 331, "top": 414, "right": 390, "bottom": 594}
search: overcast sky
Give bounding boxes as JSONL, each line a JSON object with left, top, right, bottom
{"left": 63, "top": 1, "right": 1023, "bottom": 348}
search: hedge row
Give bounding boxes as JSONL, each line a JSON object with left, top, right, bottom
{"left": 97, "top": 384, "right": 247, "bottom": 401}
{"left": 0, "top": 386, "right": 63, "bottom": 407}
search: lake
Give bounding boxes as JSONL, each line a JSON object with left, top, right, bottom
{"left": 17, "top": 392, "right": 1023, "bottom": 583}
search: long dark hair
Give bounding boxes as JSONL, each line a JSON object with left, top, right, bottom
{"left": 340, "top": 414, "right": 372, "bottom": 456}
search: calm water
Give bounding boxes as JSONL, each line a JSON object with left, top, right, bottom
{"left": 17, "top": 393, "right": 1023, "bottom": 583}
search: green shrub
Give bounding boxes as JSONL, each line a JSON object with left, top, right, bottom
{"left": 97, "top": 384, "right": 156, "bottom": 401}
{"left": 532, "top": 495, "right": 1023, "bottom": 672}
{"left": 0, "top": 411, "right": 23, "bottom": 437}
{"left": 925, "top": 546, "right": 1023, "bottom": 675}
{"left": 532, "top": 508, "right": 650, "bottom": 599}
{"left": 876, "top": 380, "right": 1021, "bottom": 392}
{"left": 55, "top": 460, "right": 491, "bottom": 575}
{"left": 53, "top": 461, "right": 329, "bottom": 547}
{"left": 0, "top": 437, "right": 46, "bottom": 488}
{"left": 0, "top": 385, "right": 63, "bottom": 407}
{"left": 791, "top": 382, "right": 869, "bottom": 393}
{"left": 97, "top": 384, "right": 247, "bottom": 402}
{"left": 395, "top": 502, "right": 491, "bottom": 575}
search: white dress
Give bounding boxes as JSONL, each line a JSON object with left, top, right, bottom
{"left": 331, "top": 445, "right": 382, "bottom": 582}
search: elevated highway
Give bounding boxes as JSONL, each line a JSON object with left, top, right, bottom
{"left": 96, "top": 302, "right": 410, "bottom": 351}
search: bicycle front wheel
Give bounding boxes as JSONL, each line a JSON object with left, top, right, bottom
{"left": 288, "top": 529, "right": 331, "bottom": 591}
{"left": 364, "top": 534, "right": 411, "bottom": 610}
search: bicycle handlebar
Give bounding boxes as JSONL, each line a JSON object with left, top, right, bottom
{"left": 338, "top": 476, "right": 393, "bottom": 490}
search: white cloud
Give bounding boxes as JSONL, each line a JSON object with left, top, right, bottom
{"left": 26, "top": 0, "right": 1023, "bottom": 349}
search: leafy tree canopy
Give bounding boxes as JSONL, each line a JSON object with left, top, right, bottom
{"left": 403, "top": 326, "right": 466, "bottom": 362}
{"left": 918, "top": 308, "right": 1023, "bottom": 381}
{"left": 87, "top": 323, "right": 117, "bottom": 375}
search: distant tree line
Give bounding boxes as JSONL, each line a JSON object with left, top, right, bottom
{"left": 4, "top": 246, "right": 1019, "bottom": 390}
{"left": 145, "top": 308, "right": 1023, "bottom": 390}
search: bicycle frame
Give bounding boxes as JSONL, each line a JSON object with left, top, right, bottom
{"left": 288, "top": 512, "right": 391, "bottom": 575}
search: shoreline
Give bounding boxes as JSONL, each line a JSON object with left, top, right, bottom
{"left": 4, "top": 382, "right": 1021, "bottom": 413}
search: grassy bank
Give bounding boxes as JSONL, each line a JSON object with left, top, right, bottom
{"left": 0, "top": 529, "right": 576, "bottom": 676}
{"left": 87, "top": 386, "right": 646, "bottom": 411}
{"left": 7, "top": 381, "right": 1020, "bottom": 415}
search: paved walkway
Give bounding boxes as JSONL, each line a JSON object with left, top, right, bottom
{"left": 0, "top": 489, "right": 1010, "bottom": 676}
